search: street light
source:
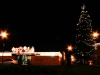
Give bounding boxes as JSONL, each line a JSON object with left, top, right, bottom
{"left": 92, "top": 31, "right": 99, "bottom": 39}
{"left": 66, "top": 45, "right": 73, "bottom": 66}
{"left": 0, "top": 30, "right": 9, "bottom": 65}
{"left": 92, "top": 31, "right": 99, "bottom": 65}
{"left": 1, "top": 30, "right": 9, "bottom": 39}
{"left": 1, "top": 30, "right": 9, "bottom": 49}
{"left": 92, "top": 31, "right": 99, "bottom": 48}
{"left": 67, "top": 45, "right": 73, "bottom": 51}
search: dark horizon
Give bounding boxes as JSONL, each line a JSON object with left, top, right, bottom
{"left": 0, "top": 2, "right": 100, "bottom": 51}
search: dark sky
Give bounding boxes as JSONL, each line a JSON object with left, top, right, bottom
{"left": 0, "top": 1, "right": 100, "bottom": 51}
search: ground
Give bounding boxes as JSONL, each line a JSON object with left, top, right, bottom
{"left": 0, "top": 65, "right": 100, "bottom": 75}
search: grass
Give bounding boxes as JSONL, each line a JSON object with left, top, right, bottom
{"left": 0, "top": 65, "right": 100, "bottom": 75}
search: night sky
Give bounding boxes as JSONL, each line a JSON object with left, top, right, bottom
{"left": 0, "top": 1, "right": 100, "bottom": 51}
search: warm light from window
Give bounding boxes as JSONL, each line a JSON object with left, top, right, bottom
{"left": 71, "top": 55, "right": 76, "bottom": 62}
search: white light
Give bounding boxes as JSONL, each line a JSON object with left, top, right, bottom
{"left": 24, "top": 46, "right": 27, "bottom": 50}
{"left": 30, "top": 46, "right": 35, "bottom": 52}
{"left": 0, "top": 52, "right": 12, "bottom": 56}
{"left": 34, "top": 52, "right": 62, "bottom": 57}
{"left": 1, "top": 33, "right": 7, "bottom": 37}
{"left": 12, "top": 47, "right": 15, "bottom": 52}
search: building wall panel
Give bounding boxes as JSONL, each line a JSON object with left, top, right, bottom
{"left": 31, "top": 56, "right": 61, "bottom": 65}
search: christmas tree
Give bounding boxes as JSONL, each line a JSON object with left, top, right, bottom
{"left": 74, "top": 4, "right": 95, "bottom": 65}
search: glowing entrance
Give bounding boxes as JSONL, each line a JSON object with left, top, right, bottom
{"left": 11, "top": 46, "right": 35, "bottom": 65}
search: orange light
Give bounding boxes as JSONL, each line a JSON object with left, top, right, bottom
{"left": 0, "top": 30, "right": 9, "bottom": 39}
{"left": 67, "top": 45, "right": 73, "bottom": 51}
{"left": 71, "top": 55, "right": 75, "bottom": 62}
{"left": 92, "top": 32, "right": 99, "bottom": 39}
{"left": 89, "top": 60, "right": 93, "bottom": 65}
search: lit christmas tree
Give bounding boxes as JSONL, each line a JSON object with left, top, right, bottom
{"left": 74, "top": 4, "right": 95, "bottom": 65}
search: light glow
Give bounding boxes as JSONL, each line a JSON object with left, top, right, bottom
{"left": 92, "top": 32, "right": 99, "bottom": 39}
{"left": 67, "top": 45, "right": 73, "bottom": 51}
{"left": 71, "top": 55, "right": 76, "bottom": 62}
{"left": 12, "top": 46, "right": 35, "bottom": 55}
{"left": 0, "top": 30, "right": 9, "bottom": 39}
{"left": 89, "top": 60, "right": 93, "bottom": 65}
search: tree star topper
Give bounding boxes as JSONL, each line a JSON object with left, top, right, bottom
{"left": 81, "top": 3, "right": 86, "bottom": 10}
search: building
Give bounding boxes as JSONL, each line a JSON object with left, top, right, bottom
{"left": 0, "top": 46, "right": 63, "bottom": 65}
{"left": 93, "top": 43, "right": 100, "bottom": 65}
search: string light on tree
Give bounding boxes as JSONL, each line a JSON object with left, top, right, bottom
{"left": 74, "top": 3, "right": 95, "bottom": 65}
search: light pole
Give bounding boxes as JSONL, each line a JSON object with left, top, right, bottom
{"left": 66, "top": 45, "right": 73, "bottom": 66}
{"left": 0, "top": 30, "right": 9, "bottom": 65}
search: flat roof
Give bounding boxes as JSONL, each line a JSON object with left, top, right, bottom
{"left": 0, "top": 52, "right": 62, "bottom": 57}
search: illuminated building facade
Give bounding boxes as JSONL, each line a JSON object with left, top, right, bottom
{"left": 93, "top": 43, "right": 100, "bottom": 65}
{"left": 0, "top": 46, "right": 63, "bottom": 65}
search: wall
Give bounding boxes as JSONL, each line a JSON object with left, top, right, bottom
{"left": 0, "top": 56, "right": 15, "bottom": 62}
{"left": 31, "top": 56, "right": 61, "bottom": 65}
{"left": 94, "top": 44, "right": 100, "bottom": 64}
